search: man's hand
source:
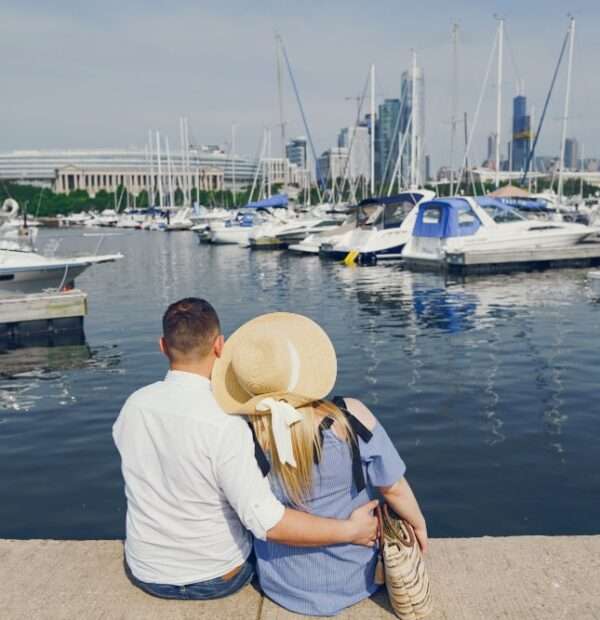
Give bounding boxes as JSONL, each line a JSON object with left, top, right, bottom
{"left": 346, "top": 499, "right": 379, "bottom": 547}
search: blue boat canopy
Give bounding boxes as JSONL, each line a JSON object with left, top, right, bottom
{"left": 413, "top": 199, "right": 481, "bottom": 238}
{"left": 246, "top": 194, "right": 288, "bottom": 209}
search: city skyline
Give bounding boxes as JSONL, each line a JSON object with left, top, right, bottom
{"left": 1, "top": 0, "right": 599, "bottom": 174}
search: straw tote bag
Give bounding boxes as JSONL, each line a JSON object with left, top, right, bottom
{"left": 375, "top": 504, "right": 433, "bottom": 620}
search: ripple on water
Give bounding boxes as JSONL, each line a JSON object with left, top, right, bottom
{"left": 0, "top": 230, "right": 599, "bottom": 538}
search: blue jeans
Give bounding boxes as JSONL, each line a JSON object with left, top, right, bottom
{"left": 125, "top": 556, "right": 255, "bottom": 600}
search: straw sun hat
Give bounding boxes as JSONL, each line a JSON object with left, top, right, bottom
{"left": 211, "top": 312, "right": 337, "bottom": 416}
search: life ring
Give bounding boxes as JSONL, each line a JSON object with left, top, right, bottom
{"left": 1, "top": 198, "right": 20, "bottom": 218}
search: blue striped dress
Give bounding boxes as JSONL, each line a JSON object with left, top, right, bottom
{"left": 254, "top": 419, "right": 406, "bottom": 616}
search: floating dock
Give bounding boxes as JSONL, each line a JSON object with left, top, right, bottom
{"left": 0, "top": 289, "right": 87, "bottom": 348}
{"left": 442, "top": 241, "right": 600, "bottom": 275}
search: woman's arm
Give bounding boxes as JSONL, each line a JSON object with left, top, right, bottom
{"left": 342, "top": 398, "right": 429, "bottom": 552}
{"left": 379, "top": 477, "right": 428, "bottom": 553}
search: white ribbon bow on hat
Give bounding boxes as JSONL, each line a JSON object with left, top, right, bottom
{"left": 256, "top": 397, "right": 304, "bottom": 468}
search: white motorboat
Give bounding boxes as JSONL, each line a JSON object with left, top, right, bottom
{"left": 249, "top": 207, "right": 341, "bottom": 249}
{"left": 319, "top": 190, "right": 436, "bottom": 264}
{"left": 165, "top": 208, "right": 194, "bottom": 231}
{"left": 94, "top": 209, "right": 119, "bottom": 227}
{"left": 403, "top": 196, "right": 599, "bottom": 267}
{"left": 0, "top": 248, "right": 123, "bottom": 295}
{"left": 189, "top": 206, "right": 230, "bottom": 227}
{"left": 59, "top": 212, "right": 95, "bottom": 227}
{"left": 209, "top": 195, "right": 291, "bottom": 245}
{"left": 116, "top": 210, "right": 147, "bottom": 229}
{"left": 209, "top": 209, "right": 275, "bottom": 245}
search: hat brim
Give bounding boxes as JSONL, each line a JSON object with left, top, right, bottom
{"left": 211, "top": 313, "right": 337, "bottom": 415}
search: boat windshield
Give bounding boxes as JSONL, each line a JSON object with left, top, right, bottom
{"left": 356, "top": 199, "right": 417, "bottom": 229}
{"left": 481, "top": 204, "right": 526, "bottom": 224}
{"left": 356, "top": 204, "right": 382, "bottom": 228}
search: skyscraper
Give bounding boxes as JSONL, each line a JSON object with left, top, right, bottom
{"left": 487, "top": 133, "right": 497, "bottom": 163}
{"left": 285, "top": 137, "right": 308, "bottom": 169}
{"left": 399, "top": 65, "right": 425, "bottom": 186}
{"left": 337, "top": 123, "right": 370, "bottom": 181}
{"left": 375, "top": 99, "right": 401, "bottom": 187}
{"left": 564, "top": 138, "right": 579, "bottom": 170}
{"left": 511, "top": 95, "right": 531, "bottom": 172}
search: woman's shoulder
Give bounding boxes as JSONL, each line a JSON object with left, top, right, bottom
{"left": 337, "top": 397, "right": 377, "bottom": 432}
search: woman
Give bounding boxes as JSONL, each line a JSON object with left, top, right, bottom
{"left": 212, "top": 312, "right": 427, "bottom": 616}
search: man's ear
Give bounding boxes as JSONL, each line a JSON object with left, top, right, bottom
{"left": 159, "top": 337, "right": 169, "bottom": 358}
{"left": 214, "top": 334, "right": 225, "bottom": 358}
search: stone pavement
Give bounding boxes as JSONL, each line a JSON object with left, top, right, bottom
{"left": 1, "top": 536, "right": 599, "bottom": 619}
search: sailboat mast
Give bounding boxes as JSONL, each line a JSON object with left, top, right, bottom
{"left": 495, "top": 17, "right": 504, "bottom": 188}
{"left": 156, "top": 131, "right": 164, "bottom": 209}
{"left": 148, "top": 130, "right": 155, "bottom": 207}
{"left": 370, "top": 64, "right": 375, "bottom": 196}
{"left": 410, "top": 50, "right": 418, "bottom": 189}
{"left": 276, "top": 35, "right": 286, "bottom": 157}
{"left": 580, "top": 142, "right": 584, "bottom": 196}
{"left": 184, "top": 118, "right": 191, "bottom": 206}
{"left": 449, "top": 24, "right": 459, "bottom": 195}
{"left": 166, "top": 137, "right": 175, "bottom": 207}
{"left": 558, "top": 16, "right": 575, "bottom": 203}
{"left": 231, "top": 123, "right": 237, "bottom": 207}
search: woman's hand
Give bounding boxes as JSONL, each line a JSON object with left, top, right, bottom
{"left": 412, "top": 522, "right": 429, "bottom": 554}
{"left": 346, "top": 499, "right": 380, "bottom": 547}
{"left": 380, "top": 478, "right": 428, "bottom": 554}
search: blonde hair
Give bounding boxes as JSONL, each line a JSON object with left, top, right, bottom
{"left": 249, "top": 400, "right": 355, "bottom": 507}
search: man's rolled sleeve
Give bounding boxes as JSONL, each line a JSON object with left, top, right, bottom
{"left": 215, "top": 417, "right": 285, "bottom": 540}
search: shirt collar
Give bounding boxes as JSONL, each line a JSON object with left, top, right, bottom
{"left": 165, "top": 370, "right": 211, "bottom": 389}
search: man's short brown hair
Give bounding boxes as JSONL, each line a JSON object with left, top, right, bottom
{"left": 162, "top": 298, "right": 221, "bottom": 359}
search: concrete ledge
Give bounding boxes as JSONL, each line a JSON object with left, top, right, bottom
{"left": 1, "top": 536, "right": 599, "bottom": 619}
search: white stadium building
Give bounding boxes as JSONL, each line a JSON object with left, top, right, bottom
{"left": 0, "top": 147, "right": 259, "bottom": 197}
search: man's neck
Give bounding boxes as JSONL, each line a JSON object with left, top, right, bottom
{"left": 169, "top": 361, "right": 212, "bottom": 380}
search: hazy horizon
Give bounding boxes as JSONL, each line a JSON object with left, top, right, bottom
{"left": 1, "top": 0, "right": 599, "bottom": 173}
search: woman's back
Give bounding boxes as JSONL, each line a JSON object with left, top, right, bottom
{"left": 255, "top": 400, "right": 406, "bottom": 616}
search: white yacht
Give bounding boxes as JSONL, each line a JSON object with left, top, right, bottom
{"left": 209, "top": 208, "right": 279, "bottom": 245}
{"left": 209, "top": 195, "right": 290, "bottom": 245}
{"left": 165, "top": 207, "right": 194, "bottom": 231}
{"left": 95, "top": 209, "right": 119, "bottom": 227}
{"left": 249, "top": 208, "right": 340, "bottom": 250}
{"left": 403, "top": 196, "right": 598, "bottom": 267}
{"left": 319, "top": 190, "right": 436, "bottom": 264}
{"left": 0, "top": 248, "right": 123, "bottom": 295}
{"left": 189, "top": 206, "right": 230, "bottom": 227}
{"left": 59, "top": 212, "right": 95, "bottom": 227}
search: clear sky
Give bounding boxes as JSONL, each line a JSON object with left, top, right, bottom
{"left": 1, "top": 0, "right": 598, "bottom": 172}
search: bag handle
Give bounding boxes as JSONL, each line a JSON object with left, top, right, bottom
{"left": 374, "top": 502, "right": 385, "bottom": 585}
{"left": 382, "top": 503, "right": 417, "bottom": 548}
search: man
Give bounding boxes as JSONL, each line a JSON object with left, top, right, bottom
{"left": 113, "top": 298, "right": 378, "bottom": 600}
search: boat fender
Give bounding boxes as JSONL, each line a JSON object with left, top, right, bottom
{"left": 343, "top": 250, "right": 360, "bottom": 266}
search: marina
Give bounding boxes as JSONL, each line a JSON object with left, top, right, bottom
{"left": 1, "top": 2, "right": 600, "bottom": 617}
{"left": 1, "top": 228, "right": 599, "bottom": 542}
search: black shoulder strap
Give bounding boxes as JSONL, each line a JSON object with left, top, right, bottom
{"left": 314, "top": 416, "right": 334, "bottom": 464}
{"left": 247, "top": 421, "right": 270, "bottom": 477}
{"left": 332, "top": 396, "right": 373, "bottom": 493}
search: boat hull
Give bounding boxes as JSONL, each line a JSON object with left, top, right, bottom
{"left": 210, "top": 228, "right": 251, "bottom": 245}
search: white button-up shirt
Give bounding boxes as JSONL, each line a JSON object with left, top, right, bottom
{"left": 113, "top": 370, "right": 285, "bottom": 585}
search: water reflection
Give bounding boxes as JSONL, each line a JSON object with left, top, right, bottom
{"left": 329, "top": 263, "right": 590, "bottom": 452}
{"left": 3, "top": 230, "right": 600, "bottom": 539}
{"left": 0, "top": 340, "right": 122, "bottom": 413}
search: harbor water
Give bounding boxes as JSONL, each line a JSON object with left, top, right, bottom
{"left": 1, "top": 228, "right": 599, "bottom": 539}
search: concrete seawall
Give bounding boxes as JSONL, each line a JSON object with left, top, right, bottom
{"left": 1, "top": 536, "right": 599, "bottom": 619}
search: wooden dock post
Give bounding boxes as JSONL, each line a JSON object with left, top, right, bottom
{"left": 0, "top": 290, "right": 87, "bottom": 349}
